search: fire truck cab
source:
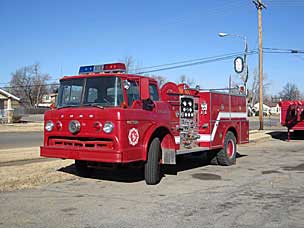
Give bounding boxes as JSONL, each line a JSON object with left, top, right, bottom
{"left": 41, "top": 63, "right": 249, "bottom": 184}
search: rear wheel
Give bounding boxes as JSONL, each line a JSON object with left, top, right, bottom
{"left": 216, "top": 131, "right": 237, "bottom": 166}
{"left": 75, "top": 160, "right": 92, "bottom": 177}
{"left": 207, "top": 150, "right": 219, "bottom": 165}
{"left": 144, "top": 138, "right": 162, "bottom": 185}
{"left": 294, "top": 130, "right": 304, "bottom": 137}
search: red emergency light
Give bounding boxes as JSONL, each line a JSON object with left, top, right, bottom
{"left": 103, "top": 63, "right": 126, "bottom": 73}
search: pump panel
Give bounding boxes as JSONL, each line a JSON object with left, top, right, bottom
{"left": 179, "top": 96, "right": 199, "bottom": 149}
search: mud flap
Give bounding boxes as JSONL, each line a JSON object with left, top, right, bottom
{"left": 162, "top": 149, "right": 176, "bottom": 164}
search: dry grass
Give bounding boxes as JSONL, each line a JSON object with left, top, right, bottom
{"left": 0, "top": 147, "right": 40, "bottom": 163}
{"left": 0, "top": 159, "right": 78, "bottom": 192}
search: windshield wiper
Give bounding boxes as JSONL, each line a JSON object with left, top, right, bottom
{"left": 82, "top": 103, "right": 104, "bottom": 109}
{"left": 57, "top": 105, "right": 79, "bottom": 109}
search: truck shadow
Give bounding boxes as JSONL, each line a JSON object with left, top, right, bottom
{"left": 267, "top": 131, "right": 304, "bottom": 141}
{"left": 58, "top": 165, "right": 144, "bottom": 183}
{"left": 58, "top": 152, "right": 247, "bottom": 183}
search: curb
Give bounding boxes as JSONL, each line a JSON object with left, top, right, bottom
{"left": 249, "top": 131, "right": 272, "bottom": 143}
{"left": 0, "top": 123, "right": 43, "bottom": 133}
{"left": 0, "top": 130, "right": 43, "bottom": 133}
{"left": 0, "top": 147, "right": 39, "bottom": 153}
{"left": 249, "top": 135, "right": 272, "bottom": 143}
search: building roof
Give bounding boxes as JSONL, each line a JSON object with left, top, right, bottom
{"left": 0, "top": 88, "right": 20, "bottom": 101}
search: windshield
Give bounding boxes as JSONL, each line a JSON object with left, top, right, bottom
{"left": 57, "top": 77, "right": 123, "bottom": 108}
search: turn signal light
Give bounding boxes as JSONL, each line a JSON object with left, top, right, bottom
{"left": 55, "top": 121, "right": 62, "bottom": 130}
{"left": 94, "top": 121, "right": 102, "bottom": 132}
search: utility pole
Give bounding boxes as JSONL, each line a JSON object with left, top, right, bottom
{"left": 253, "top": 0, "right": 266, "bottom": 130}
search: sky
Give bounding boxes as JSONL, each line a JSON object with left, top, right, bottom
{"left": 0, "top": 0, "right": 303, "bottom": 95}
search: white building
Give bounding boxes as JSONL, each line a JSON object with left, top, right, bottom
{"left": 253, "top": 102, "right": 281, "bottom": 115}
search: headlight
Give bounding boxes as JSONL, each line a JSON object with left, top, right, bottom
{"left": 45, "top": 121, "right": 54, "bottom": 132}
{"left": 103, "top": 122, "right": 114, "bottom": 133}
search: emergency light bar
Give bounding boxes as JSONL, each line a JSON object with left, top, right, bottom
{"left": 79, "top": 63, "right": 126, "bottom": 74}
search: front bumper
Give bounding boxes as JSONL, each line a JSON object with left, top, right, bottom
{"left": 40, "top": 146, "right": 122, "bottom": 163}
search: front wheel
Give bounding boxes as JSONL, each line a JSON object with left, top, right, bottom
{"left": 216, "top": 131, "right": 237, "bottom": 166}
{"left": 144, "top": 138, "right": 162, "bottom": 185}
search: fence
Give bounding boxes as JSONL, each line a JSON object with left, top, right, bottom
{"left": 0, "top": 107, "right": 48, "bottom": 124}
{"left": 14, "top": 107, "right": 48, "bottom": 123}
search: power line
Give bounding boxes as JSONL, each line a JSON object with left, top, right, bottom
{"left": 0, "top": 50, "right": 257, "bottom": 86}
{"left": 136, "top": 50, "right": 258, "bottom": 74}
{"left": 263, "top": 47, "right": 304, "bottom": 53}
{"left": 1, "top": 47, "right": 302, "bottom": 88}
{"left": 1, "top": 83, "right": 59, "bottom": 90}
{"left": 135, "top": 50, "right": 253, "bottom": 71}
{"left": 0, "top": 77, "right": 60, "bottom": 86}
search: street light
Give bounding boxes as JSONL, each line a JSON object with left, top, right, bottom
{"left": 218, "top": 32, "right": 248, "bottom": 75}
{"left": 218, "top": 32, "right": 250, "bottom": 115}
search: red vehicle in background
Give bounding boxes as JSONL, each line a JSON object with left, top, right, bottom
{"left": 40, "top": 63, "right": 249, "bottom": 184}
{"left": 279, "top": 100, "right": 304, "bottom": 140}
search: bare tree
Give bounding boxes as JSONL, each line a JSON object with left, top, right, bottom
{"left": 121, "top": 56, "right": 135, "bottom": 73}
{"left": 248, "top": 68, "right": 270, "bottom": 109}
{"left": 10, "top": 63, "right": 50, "bottom": 107}
{"left": 178, "top": 75, "right": 194, "bottom": 87}
{"left": 150, "top": 75, "right": 167, "bottom": 87}
{"left": 279, "top": 83, "right": 301, "bottom": 100}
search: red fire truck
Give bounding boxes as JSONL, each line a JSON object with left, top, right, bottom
{"left": 41, "top": 63, "right": 249, "bottom": 184}
{"left": 279, "top": 100, "right": 304, "bottom": 140}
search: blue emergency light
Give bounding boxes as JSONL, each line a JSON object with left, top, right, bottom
{"left": 79, "top": 63, "right": 126, "bottom": 74}
{"left": 79, "top": 65, "right": 95, "bottom": 74}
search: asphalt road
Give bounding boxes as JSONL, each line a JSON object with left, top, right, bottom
{"left": 1, "top": 133, "right": 304, "bottom": 228}
{"left": 0, "top": 132, "right": 43, "bottom": 149}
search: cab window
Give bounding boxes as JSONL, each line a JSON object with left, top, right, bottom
{"left": 126, "top": 81, "right": 139, "bottom": 106}
{"left": 149, "top": 84, "right": 159, "bottom": 101}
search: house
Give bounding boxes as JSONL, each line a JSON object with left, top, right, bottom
{"left": 253, "top": 102, "right": 281, "bottom": 115}
{"left": 38, "top": 93, "right": 57, "bottom": 107}
{"left": 0, "top": 88, "right": 20, "bottom": 118}
{"left": 253, "top": 102, "right": 270, "bottom": 113}
{"left": 269, "top": 103, "right": 281, "bottom": 115}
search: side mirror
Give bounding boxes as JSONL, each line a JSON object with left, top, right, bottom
{"left": 123, "top": 80, "right": 131, "bottom": 90}
{"left": 140, "top": 78, "right": 150, "bottom": 100}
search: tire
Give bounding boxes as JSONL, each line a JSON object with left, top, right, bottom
{"left": 294, "top": 130, "right": 304, "bottom": 137}
{"left": 144, "top": 138, "right": 162, "bottom": 185}
{"left": 216, "top": 131, "right": 237, "bottom": 166}
{"left": 75, "top": 160, "right": 92, "bottom": 177}
{"left": 207, "top": 150, "right": 219, "bottom": 165}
